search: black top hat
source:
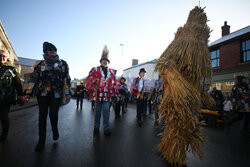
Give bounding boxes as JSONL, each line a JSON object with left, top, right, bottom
{"left": 139, "top": 68, "right": 146, "bottom": 74}
{"left": 120, "top": 77, "right": 126, "bottom": 82}
{"left": 43, "top": 42, "right": 57, "bottom": 53}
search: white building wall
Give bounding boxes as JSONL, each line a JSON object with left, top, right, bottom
{"left": 123, "top": 63, "right": 158, "bottom": 80}
{"left": 123, "top": 63, "right": 159, "bottom": 89}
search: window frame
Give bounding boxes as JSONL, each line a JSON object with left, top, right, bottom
{"left": 210, "top": 49, "right": 220, "bottom": 68}
{"left": 241, "top": 39, "right": 250, "bottom": 63}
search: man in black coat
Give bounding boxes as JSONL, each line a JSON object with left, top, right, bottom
{"left": 75, "top": 82, "right": 85, "bottom": 110}
{"left": 211, "top": 87, "right": 224, "bottom": 111}
{"left": 225, "top": 76, "right": 250, "bottom": 134}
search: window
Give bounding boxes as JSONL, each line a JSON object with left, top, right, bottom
{"left": 210, "top": 49, "right": 220, "bottom": 68}
{"left": 242, "top": 39, "right": 250, "bottom": 62}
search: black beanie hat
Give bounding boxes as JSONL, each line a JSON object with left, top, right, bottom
{"left": 43, "top": 42, "right": 57, "bottom": 53}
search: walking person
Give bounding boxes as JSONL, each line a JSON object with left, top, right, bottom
{"left": 86, "top": 46, "right": 116, "bottom": 135}
{"left": 0, "top": 50, "right": 27, "bottom": 141}
{"left": 115, "top": 77, "right": 128, "bottom": 118}
{"left": 211, "top": 87, "right": 224, "bottom": 111}
{"left": 225, "top": 76, "right": 250, "bottom": 134}
{"left": 75, "top": 82, "right": 85, "bottom": 110}
{"left": 29, "top": 42, "right": 71, "bottom": 151}
{"left": 131, "top": 68, "right": 147, "bottom": 126}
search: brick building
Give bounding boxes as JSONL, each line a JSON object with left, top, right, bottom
{"left": 208, "top": 22, "right": 250, "bottom": 94}
{"left": 123, "top": 22, "right": 250, "bottom": 94}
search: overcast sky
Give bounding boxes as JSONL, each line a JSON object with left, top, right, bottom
{"left": 1, "top": 0, "right": 250, "bottom": 79}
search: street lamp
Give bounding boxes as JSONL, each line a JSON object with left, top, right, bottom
{"left": 120, "top": 44, "right": 124, "bottom": 76}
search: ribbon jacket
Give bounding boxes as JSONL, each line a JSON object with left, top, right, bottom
{"left": 30, "top": 59, "right": 71, "bottom": 98}
{"left": 86, "top": 66, "right": 116, "bottom": 102}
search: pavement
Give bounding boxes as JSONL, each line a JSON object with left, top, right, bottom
{"left": 0, "top": 99, "right": 250, "bottom": 167}
{"left": 10, "top": 98, "right": 37, "bottom": 112}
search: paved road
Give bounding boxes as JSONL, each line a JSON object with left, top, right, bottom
{"left": 0, "top": 99, "right": 250, "bottom": 167}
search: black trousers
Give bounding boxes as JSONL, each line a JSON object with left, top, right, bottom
{"left": 121, "top": 100, "right": 125, "bottom": 112}
{"left": 143, "top": 99, "right": 147, "bottom": 115}
{"left": 37, "top": 96, "right": 61, "bottom": 143}
{"left": 148, "top": 100, "right": 152, "bottom": 114}
{"left": 115, "top": 100, "right": 122, "bottom": 117}
{"left": 0, "top": 105, "right": 10, "bottom": 137}
{"left": 137, "top": 99, "right": 144, "bottom": 122}
{"left": 76, "top": 96, "right": 83, "bottom": 109}
{"left": 125, "top": 97, "right": 128, "bottom": 109}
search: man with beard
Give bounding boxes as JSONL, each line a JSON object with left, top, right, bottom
{"left": 29, "top": 42, "right": 71, "bottom": 151}
{"left": 86, "top": 46, "right": 116, "bottom": 135}
{"left": 0, "top": 50, "right": 27, "bottom": 141}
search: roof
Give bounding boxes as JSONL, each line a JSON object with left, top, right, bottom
{"left": 208, "top": 25, "right": 250, "bottom": 47}
{"left": 15, "top": 57, "right": 39, "bottom": 66}
{"left": 123, "top": 59, "right": 157, "bottom": 71}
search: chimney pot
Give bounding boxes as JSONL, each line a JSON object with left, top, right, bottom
{"left": 132, "top": 59, "right": 138, "bottom": 66}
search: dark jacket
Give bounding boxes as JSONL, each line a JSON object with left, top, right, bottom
{"left": 75, "top": 85, "right": 85, "bottom": 98}
{"left": 30, "top": 59, "right": 71, "bottom": 98}
{"left": 232, "top": 83, "right": 249, "bottom": 112}
{"left": 0, "top": 64, "right": 24, "bottom": 105}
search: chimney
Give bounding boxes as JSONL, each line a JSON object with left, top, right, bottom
{"left": 132, "top": 59, "right": 138, "bottom": 66}
{"left": 221, "top": 21, "right": 230, "bottom": 37}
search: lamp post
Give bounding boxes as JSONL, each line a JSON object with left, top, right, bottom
{"left": 120, "top": 44, "right": 124, "bottom": 76}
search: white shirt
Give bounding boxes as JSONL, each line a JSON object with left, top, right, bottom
{"left": 223, "top": 100, "right": 232, "bottom": 112}
{"left": 138, "top": 77, "right": 144, "bottom": 92}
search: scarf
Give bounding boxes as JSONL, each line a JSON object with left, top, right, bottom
{"left": 43, "top": 54, "right": 59, "bottom": 64}
{"left": 101, "top": 65, "right": 108, "bottom": 78}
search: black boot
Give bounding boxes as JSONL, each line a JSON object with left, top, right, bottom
{"left": 104, "top": 129, "right": 112, "bottom": 135}
{"left": 53, "top": 129, "right": 59, "bottom": 141}
{"left": 0, "top": 135, "right": 7, "bottom": 141}
{"left": 93, "top": 128, "right": 99, "bottom": 135}
{"left": 35, "top": 141, "right": 45, "bottom": 151}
